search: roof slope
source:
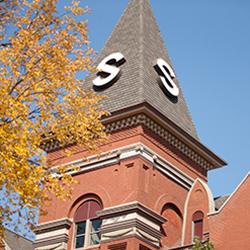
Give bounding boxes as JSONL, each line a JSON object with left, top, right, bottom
{"left": 84, "top": 0, "right": 198, "bottom": 139}
{"left": 4, "top": 229, "right": 33, "bottom": 250}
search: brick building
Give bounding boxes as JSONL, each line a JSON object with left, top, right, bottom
{"left": 31, "top": 0, "right": 250, "bottom": 250}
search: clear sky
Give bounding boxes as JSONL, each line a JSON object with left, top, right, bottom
{"left": 81, "top": 0, "right": 250, "bottom": 197}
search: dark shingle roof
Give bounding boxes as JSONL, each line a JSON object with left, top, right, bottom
{"left": 214, "top": 195, "right": 230, "bottom": 210}
{"left": 3, "top": 228, "right": 33, "bottom": 250}
{"left": 84, "top": 0, "right": 199, "bottom": 140}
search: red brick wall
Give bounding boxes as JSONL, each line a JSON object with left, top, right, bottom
{"left": 182, "top": 179, "right": 212, "bottom": 245}
{"left": 101, "top": 237, "right": 156, "bottom": 250}
{"left": 47, "top": 125, "right": 206, "bottom": 181}
{"left": 209, "top": 174, "right": 250, "bottom": 250}
{"left": 40, "top": 124, "right": 208, "bottom": 250}
{"left": 64, "top": 154, "right": 189, "bottom": 249}
{"left": 41, "top": 125, "right": 206, "bottom": 221}
{"left": 161, "top": 203, "right": 183, "bottom": 248}
{"left": 69, "top": 238, "right": 157, "bottom": 250}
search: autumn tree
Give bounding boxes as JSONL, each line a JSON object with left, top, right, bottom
{"left": 192, "top": 237, "right": 214, "bottom": 250}
{"left": 0, "top": 0, "right": 106, "bottom": 236}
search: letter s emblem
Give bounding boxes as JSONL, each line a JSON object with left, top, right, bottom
{"left": 154, "top": 58, "right": 179, "bottom": 97}
{"left": 93, "top": 52, "right": 126, "bottom": 87}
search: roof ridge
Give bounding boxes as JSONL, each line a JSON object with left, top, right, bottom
{"left": 139, "top": 0, "right": 145, "bottom": 101}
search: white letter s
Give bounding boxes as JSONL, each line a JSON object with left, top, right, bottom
{"left": 154, "top": 58, "right": 179, "bottom": 97}
{"left": 93, "top": 52, "right": 126, "bottom": 87}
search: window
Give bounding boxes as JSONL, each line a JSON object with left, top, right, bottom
{"left": 74, "top": 200, "right": 102, "bottom": 249}
{"left": 192, "top": 211, "right": 204, "bottom": 240}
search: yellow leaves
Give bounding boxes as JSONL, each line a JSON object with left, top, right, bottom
{"left": 0, "top": 0, "right": 106, "bottom": 235}
{"left": 73, "top": 1, "right": 80, "bottom": 7}
{"left": 65, "top": 1, "right": 88, "bottom": 16}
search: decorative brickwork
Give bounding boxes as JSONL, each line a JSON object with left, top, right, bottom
{"left": 43, "top": 112, "right": 225, "bottom": 172}
{"left": 108, "top": 242, "right": 127, "bottom": 250}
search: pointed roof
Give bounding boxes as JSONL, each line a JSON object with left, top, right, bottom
{"left": 84, "top": 0, "right": 198, "bottom": 139}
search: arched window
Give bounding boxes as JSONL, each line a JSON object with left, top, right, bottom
{"left": 192, "top": 211, "right": 204, "bottom": 240}
{"left": 74, "top": 200, "right": 102, "bottom": 249}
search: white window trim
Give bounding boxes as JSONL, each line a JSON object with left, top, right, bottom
{"left": 192, "top": 221, "right": 195, "bottom": 243}
{"left": 74, "top": 219, "right": 101, "bottom": 249}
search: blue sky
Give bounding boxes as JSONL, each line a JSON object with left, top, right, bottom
{"left": 81, "top": 0, "right": 250, "bottom": 197}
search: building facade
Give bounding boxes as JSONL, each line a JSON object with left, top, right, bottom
{"left": 33, "top": 0, "right": 250, "bottom": 250}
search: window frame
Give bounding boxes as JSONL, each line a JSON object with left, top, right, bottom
{"left": 74, "top": 200, "right": 102, "bottom": 249}
{"left": 75, "top": 221, "right": 87, "bottom": 249}
{"left": 192, "top": 219, "right": 203, "bottom": 240}
{"left": 192, "top": 211, "right": 204, "bottom": 241}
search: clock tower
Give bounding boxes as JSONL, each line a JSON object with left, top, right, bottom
{"left": 34, "top": 0, "right": 226, "bottom": 249}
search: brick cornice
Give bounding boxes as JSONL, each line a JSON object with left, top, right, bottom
{"left": 102, "top": 104, "right": 226, "bottom": 171}
{"left": 42, "top": 104, "right": 226, "bottom": 171}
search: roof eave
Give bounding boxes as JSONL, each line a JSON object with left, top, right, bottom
{"left": 102, "top": 103, "right": 227, "bottom": 171}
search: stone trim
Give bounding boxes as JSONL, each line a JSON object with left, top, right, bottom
{"left": 101, "top": 218, "right": 162, "bottom": 240}
{"left": 154, "top": 157, "right": 193, "bottom": 190}
{"left": 33, "top": 234, "right": 68, "bottom": 248}
{"left": 103, "top": 229, "right": 133, "bottom": 239}
{"left": 52, "top": 142, "right": 194, "bottom": 190}
{"left": 70, "top": 153, "right": 119, "bottom": 178}
{"left": 34, "top": 218, "right": 72, "bottom": 234}
{"left": 136, "top": 230, "right": 159, "bottom": 244}
{"left": 98, "top": 202, "right": 164, "bottom": 247}
{"left": 98, "top": 202, "right": 166, "bottom": 225}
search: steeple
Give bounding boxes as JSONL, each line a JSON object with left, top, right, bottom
{"left": 85, "top": 0, "right": 198, "bottom": 139}
{"left": 35, "top": 3, "right": 229, "bottom": 250}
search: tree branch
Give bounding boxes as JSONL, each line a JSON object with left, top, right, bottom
{"left": 0, "top": 43, "right": 11, "bottom": 47}
{"left": 8, "top": 78, "right": 23, "bottom": 95}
